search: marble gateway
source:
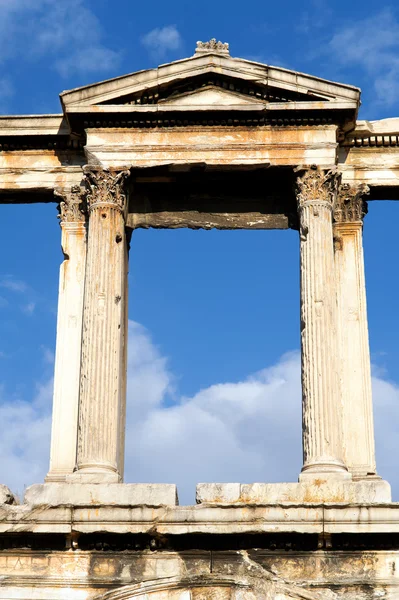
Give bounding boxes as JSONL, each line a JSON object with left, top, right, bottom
{"left": 0, "top": 40, "right": 398, "bottom": 600}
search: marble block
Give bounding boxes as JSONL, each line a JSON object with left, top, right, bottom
{"left": 24, "top": 483, "right": 178, "bottom": 507}
{"left": 196, "top": 480, "right": 392, "bottom": 504}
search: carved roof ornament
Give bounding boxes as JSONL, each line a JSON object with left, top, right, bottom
{"left": 195, "top": 39, "right": 230, "bottom": 56}
{"left": 55, "top": 185, "right": 87, "bottom": 223}
{"left": 295, "top": 165, "right": 342, "bottom": 208}
{"left": 334, "top": 183, "right": 370, "bottom": 223}
{"left": 83, "top": 167, "right": 130, "bottom": 213}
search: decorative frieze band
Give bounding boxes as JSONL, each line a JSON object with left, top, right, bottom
{"left": 343, "top": 134, "right": 399, "bottom": 148}
{"left": 334, "top": 183, "right": 370, "bottom": 224}
{"left": 54, "top": 185, "right": 87, "bottom": 223}
{"left": 83, "top": 167, "right": 130, "bottom": 213}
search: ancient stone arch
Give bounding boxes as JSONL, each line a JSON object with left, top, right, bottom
{"left": 1, "top": 40, "right": 399, "bottom": 600}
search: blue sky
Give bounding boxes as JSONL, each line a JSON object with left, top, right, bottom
{"left": 1, "top": 0, "right": 399, "bottom": 504}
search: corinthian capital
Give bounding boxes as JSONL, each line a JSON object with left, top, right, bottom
{"left": 295, "top": 165, "right": 341, "bottom": 209}
{"left": 83, "top": 167, "right": 130, "bottom": 213}
{"left": 334, "top": 183, "right": 370, "bottom": 223}
{"left": 55, "top": 185, "right": 87, "bottom": 223}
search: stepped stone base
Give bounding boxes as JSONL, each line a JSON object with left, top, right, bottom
{"left": 196, "top": 480, "right": 392, "bottom": 504}
{"left": 24, "top": 483, "right": 178, "bottom": 506}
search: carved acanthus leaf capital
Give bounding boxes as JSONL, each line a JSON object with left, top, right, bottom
{"left": 334, "top": 183, "right": 370, "bottom": 223}
{"left": 295, "top": 165, "right": 341, "bottom": 209}
{"left": 55, "top": 185, "right": 87, "bottom": 223}
{"left": 83, "top": 167, "right": 130, "bottom": 213}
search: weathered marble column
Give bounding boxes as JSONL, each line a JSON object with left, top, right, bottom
{"left": 46, "top": 187, "right": 87, "bottom": 482}
{"left": 334, "top": 184, "right": 377, "bottom": 478}
{"left": 71, "top": 167, "right": 130, "bottom": 483}
{"left": 296, "top": 166, "right": 350, "bottom": 480}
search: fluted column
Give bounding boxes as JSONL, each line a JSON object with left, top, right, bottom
{"left": 70, "top": 167, "right": 130, "bottom": 483}
{"left": 334, "top": 184, "right": 377, "bottom": 479}
{"left": 46, "top": 187, "right": 87, "bottom": 482}
{"left": 296, "top": 166, "right": 350, "bottom": 480}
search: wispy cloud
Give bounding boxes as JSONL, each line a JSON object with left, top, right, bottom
{"left": 0, "top": 277, "right": 28, "bottom": 293}
{"left": 21, "top": 302, "right": 36, "bottom": 316}
{"left": 41, "top": 346, "right": 55, "bottom": 365}
{"left": 0, "top": 379, "right": 52, "bottom": 498}
{"left": 326, "top": 8, "right": 399, "bottom": 107}
{"left": 297, "top": 0, "right": 332, "bottom": 34}
{"left": 0, "top": 276, "right": 36, "bottom": 315}
{"left": 0, "top": 0, "right": 120, "bottom": 78}
{"left": 141, "top": 25, "right": 182, "bottom": 60}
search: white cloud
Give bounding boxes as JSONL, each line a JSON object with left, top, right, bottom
{"left": 0, "top": 277, "right": 37, "bottom": 315}
{"left": 0, "top": 379, "right": 52, "bottom": 499}
{"left": 0, "top": 0, "right": 120, "bottom": 77}
{"left": 41, "top": 346, "right": 55, "bottom": 365}
{"left": 327, "top": 8, "right": 399, "bottom": 107}
{"left": 297, "top": 0, "right": 332, "bottom": 34}
{"left": 124, "top": 322, "right": 302, "bottom": 503}
{"left": 21, "top": 301, "right": 36, "bottom": 316}
{"left": 0, "top": 277, "right": 28, "bottom": 293}
{"left": 141, "top": 25, "right": 182, "bottom": 60}
{"left": 0, "top": 320, "right": 399, "bottom": 505}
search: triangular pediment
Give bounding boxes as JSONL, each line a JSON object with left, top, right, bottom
{"left": 60, "top": 50, "right": 360, "bottom": 115}
{"left": 158, "top": 85, "right": 267, "bottom": 108}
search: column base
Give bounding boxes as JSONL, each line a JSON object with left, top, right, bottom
{"left": 299, "top": 468, "right": 352, "bottom": 482}
{"left": 66, "top": 470, "right": 121, "bottom": 484}
{"left": 45, "top": 472, "right": 68, "bottom": 483}
{"left": 24, "top": 483, "right": 178, "bottom": 506}
{"left": 299, "top": 458, "right": 352, "bottom": 482}
{"left": 352, "top": 472, "right": 382, "bottom": 481}
{"left": 196, "top": 481, "right": 392, "bottom": 504}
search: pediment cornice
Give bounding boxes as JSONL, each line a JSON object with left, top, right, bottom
{"left": 60, "top": 52, "right": 360, "bottom": 114}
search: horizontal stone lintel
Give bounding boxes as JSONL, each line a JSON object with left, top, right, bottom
{"left": 127, "top": 211, "right": 291, "bottom": 230}
{"left": 2, "top": 500, "right": 399, "bottom": 536}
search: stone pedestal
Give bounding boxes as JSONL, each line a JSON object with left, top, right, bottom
{"left": 334, "top": 184, "right": 377, "bottom": 479}
{"left": 69, "top": 168, "right": 130, "bottom": 484}
{"left": 296, "top": 167, "right": 350, "bottom": 480}
{"left": 46, "top": 187, "right": 87, "bottom": 482}
{"left": 196, "top": 480, "right": 392, "bottom": 504}
{"left": 25, "top": 483, "right": 178, "bottom": 506}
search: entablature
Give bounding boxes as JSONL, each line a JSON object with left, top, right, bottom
{"left": 1, "top": 49, "right": 399, "bottom": 202}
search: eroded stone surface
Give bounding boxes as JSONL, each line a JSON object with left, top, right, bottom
{"left": 0, "top": 546, "right": 398, "bottom": 600}
{"left": 196, "top": 481, "right": 392, "bottom": 504}
{"left": 24, "top": 483, "right": 178, "bottom": 507}
{"left": 0, "top": 485, "right": 17, "bottom": 505}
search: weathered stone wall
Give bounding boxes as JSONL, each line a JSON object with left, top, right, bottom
{"left": 1, "top": 541, "right": 399, "bottom": 599}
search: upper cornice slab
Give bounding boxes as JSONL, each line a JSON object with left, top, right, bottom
{"left": 354, "top": 118, "right": 399, "bottom": 136}
{"left": 60, "top": 53, "right": 361, "bottom": 111}
{"left": 0, "top": 115, "right": 69, "bottom": 136}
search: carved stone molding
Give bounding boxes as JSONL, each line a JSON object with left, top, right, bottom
{"left": 55, "top": 185, "right": 87, "bottom": 223}
{"left": 83, "top": 167, "right": 130, "bottom": 213}
{"left": 195, "top": 38, "right": 230, "bottom": 55}
{"left": 334, "top": 183, "right": 370, "bottom": 223}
